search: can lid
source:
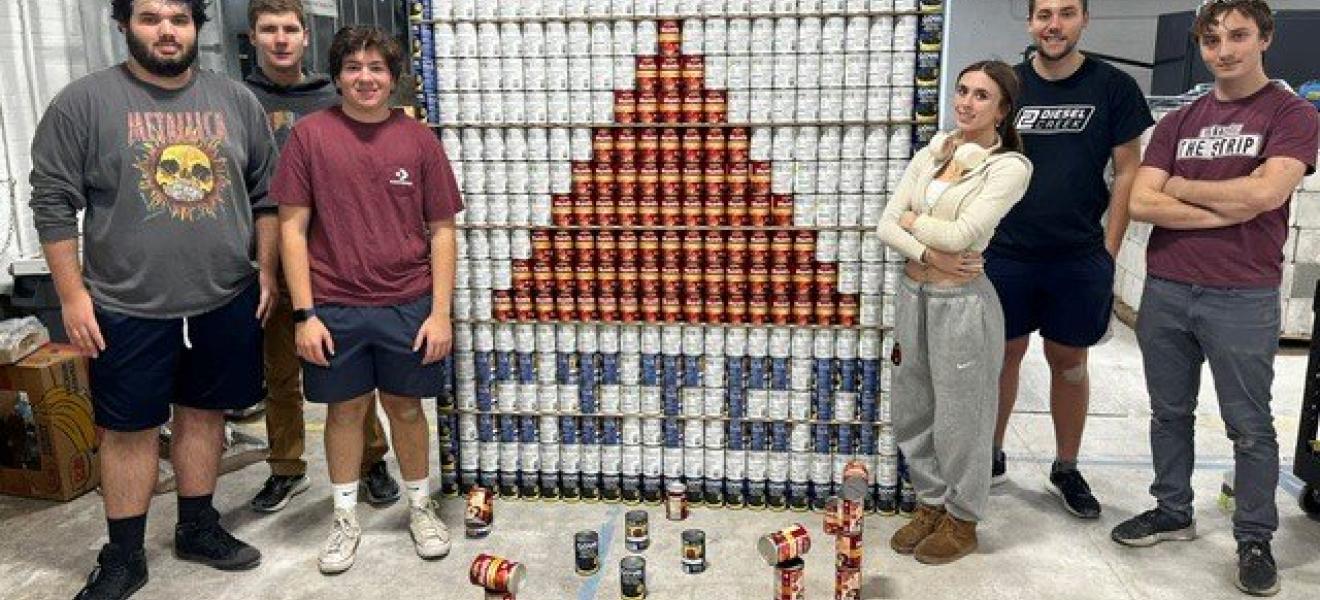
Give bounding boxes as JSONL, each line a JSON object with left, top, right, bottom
{"left": 576, "top": 530, "right": 600, "bottom": 542}
{"left": 626, "top": 510, "right": 649, "bottom": 523}
{"left": 621, "top": 555, "right": 646, "bottom": 570}
{"left": 682, "top": 529, "right": 705, "bottom": 544}
{"left": 666, "top": 481, "right": 687, "bottom": 494}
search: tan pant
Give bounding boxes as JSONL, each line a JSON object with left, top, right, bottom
{"left": 264, "top": 296, "right": 389, "bottom": 477}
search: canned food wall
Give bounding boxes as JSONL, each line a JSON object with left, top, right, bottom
{"left": 412, "top": 0, "right": 944, "bottom": 508}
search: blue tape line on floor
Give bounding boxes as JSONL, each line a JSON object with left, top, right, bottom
{"left": 1009, "top": 454, "right": 1305, "bottom": 497}
{"left": 578, "top": 504, "right": 624, "bottom": 600}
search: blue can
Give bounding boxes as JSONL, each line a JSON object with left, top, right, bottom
{"left": 600, "top": 354, "right": 621, "bottom": 385}
{"left": 838, "top": 359, "right": 859, "bottom": 393}
{"left": 477, "top": 415, "right": 496, "bottom": 442}
{"left": 580, "top": 418, "right": 599, "bottom": 445}
{"left": 560, "top": 416, "right": 578, "bottom": 443}
{"left": 814, "top": 425, "right": 832, "bottom": 453}
{"left": 858, "top": 399, "right": 878, "bottom": 423}
{"left": 748, "top": 422, "right": 768, "bottom": 451}
{"left": 861, "top": 360, "right": 881, "bottom": 386}
{"left": 500, "top": 416, "right": 518, "bottom": 442}
{"left": 475, "top": 382, "right": 494, "bottom": 412}
{"left": 770, "top": 358, "right": 790, "bottom": 391}
{"left": 682, "top": 356, "right": 703, "bottom": 388}
{"left": 473, "top": 352, "right": 493, "bottom": 382}
{"left": 662, "top": 357, "right": 681, "bottom": 387}
{"left": 814, "top": 359, "right": 834, "bottom": 389}
{"left": 520, "top": 417, "right": 538, "bottom": 443}
{"left": 663, "top": 418, "right": 682, "bottom": 448}
{"left": 603, "top": 419, "right": 621, "bottom": 445}
{"left": 516, "top": 353, "right": 536, "bottom": 384}
{"left": 747, "top": 359, "right": 767, "bottom": 390}
{"left": 727, "top": 395, "right": 746, "bottom": 419}
{"left": 640, "top": 354, "right": 661, "bottom": 385}
{"left": 837, "top": 425, "right": 855, "bottom": 454}
{"left": 725, "top": 356, "right": 745, "bottom": 381}
{"left": 556, "top": 354, "right": 575, "bottom": 384}
{"left": 815, "top": 394, "right": 834, "bottom": 422}
{"left": 727, "top": 420, "right": 745, "bottom": 450}
{"left": 494, "top": 353, "right": 514, "bottom": 382}
{"left": 859, "top": 425, "right": 877, "bottom": 455}
{"left": 579, "top": 386, "right": 599, "bottom": 415}
{"left": 663, "top": 389, "right": 681, "bottom": 417}
{"left": 771, "top": 423, "right": 789, "bottom": 451}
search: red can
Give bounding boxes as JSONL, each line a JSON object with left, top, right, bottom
{"left": 683, "top": 264, "right": 704, "bottom": 298}
{"left": 616, "top": 130, "right": 638, "bottom": 161}
{"left": 837, "top": 295, "right": 859, "bottom": 327}
{"left": 681, "top": 129, "right": 705, "bottom": 167}
{"left": 748, "top": 232, "right": 771, "bottom": 266}
{"left": 535, "top": 293, "right": 556, "bottom": 322}
{"left": 572, "top": 161, "right": 594, "bottom": 198}
{"left": 748, "top": 297, "right": 769, "bottom": 325}
{"left": 574, "top": 197, "right": 596, "bottom": 227}
{"left": 703, "top": 267, "right": 725, "bottom": 298}
{"left": 660, "top": 163, "right": 682, "bottom": 200}
{"left": 614, "top": 90, "right": 637, "bottom": 124}
{"left": 703, "top": 232, "right": 726, "bottom": 267}
{"left": 726, "top": 266, "right": 749, "bottom": 297}
{"left": 683, "top": 295, "right": 704, "bottom": 323}
{"left": 636, "top": 91, "right": 659, "bottom": 124}
{"left": 771, "top": 232, "right": 793, "bottom": 264}
{"left": 597, "top": 232, "right": 618, "bottom": 263}
{"left": 658, "top": 20, "right": 682, "bottom": 57}
{"left": 726, "top": 231, "right": 748, "bottom": 263}
{"left": 680, "top": 56, "right": 705, "bottom": 95}
{"left": 511, "top": 261, "right": 533, "bottom": 294}
{"left": 619, "top": 296, "right": 640, "bottom": 322}
{"left": 704, "top": 90, "right": 727, "bottom": 124}
{"left": 641, "top": 294, "right": 661, "bottom": 323}
{"left": 635, "top": 56, "right": 659, "bottom": 95}
{"left": 575, "top": 269, "right": 597, "bottom": 298}
{"left": 595, "top": 199, "right": 618, "bottom": 227}
{"left": 555, "top": 293, "right": 576, "bottom": 322}
{"left": 485, "top": 592, "right": 516, "bottom": 600}
{"left": 593, "top": 129, "right": 615, "bottom": 157}
{"left": 574, "top": 231, "right": 596, "bottom": 265}
{"left": 727, "top": 127, "right": 749, "bottom": 162}
{"left": 793, "top": 266, "right": 815, "bottom": 301}
{"left": 492, "top": 290, "right": 514, "bottom": 322}
{"left": 705, "top": 129, "right": 727, "bottom": 164}
{"left": 816, "top": 263, "right": 838, "bottom": 298}
{"left": 465, "top": 486, "right": 494, "bottom": 539}
{"left": 775, "top": 558, "right": 805, "bottom": 600}
{"left": 514, "top": 292, "right": 535, "bottom": 322}
{"left": 618, "top": 262, "right": 640, "bottom": 297}
{"left": 703, "top": 295, "right": 726, "bottom": 323}
{"left": 824, "top": 497, "right": 866, "bottom": 538}
{"left": 772, "top": 194, "right": 794, "bottom": 227}
{"left": 750, "top": 162, "right": 772, "bottom": 195}
{"left": 793, "top": 232, "right": 816, "bottom": 266}
{"left": 747, "top": 194, "right": 771, "bottom": 227}
{"left": 638, "top": 194, "right": 660, "bottom": 226}
{"left": 682, "top": 89, "right": 705, "bottom": 124}
{"left": 552, "top": 194, "right": 574, "bottom": 226}
{"left": 533, "top": 263, "right": 554, "bottom": 295}
{"left": 598, "top": 295, "right": 619, "bottom": 322}
{"left": 792, "top": 299, "right": 815, "bottom": 326}
{"left": 553, "top": 231, "right": 575, "bottom": 263}
{"left": 618, "top": 232, "right": 640, "bottom": 263}
{"left": 726, "top": 293, "right": 747, "bottom": 324}
{"left": 726, "top": 162, "right": 749, "bottom": 198}
{"left": 770, "top": 265, "right": 793, "bottom": 298}
{"left": 638, "top": 129, "right": 660, "bottom": 164}
{"left": 638, "top": 162, "right": 659, "bottom": 197}
{"left": 757, "top": 523, "right": 813, "bottom": 566}
{"left": 748, "top": 264, "right": 770, "bottom": 299}
{"left": 577, "top": 295, "right": 599, "bottom": 322}
{"left": 660, "top": 91, "right": 682, "bottom": 124}
{"left": 616, "top": 193, "right": 639, "bottom": 226}
{"left": 835, "top": 566, "right": 861, "bottom": 600}
{"left": 682, "top": 231, "right": 704, "bottom": 266}
{"left": 532, "top": 231, "right": 553, "bottom": 263}
{"left": 659, "top": 128, "right": 681, "bottom": 166}
{"left": 662, "top": 296, "right": 683, "bottom": 323}
{"left": 816, "top": 296, "right": 837, "bottom": 326}
{"left": 639, "top": 232, "right": 661, "bottom": 265}
{"left": 660, "top": 230, "right": 682, "bottom": 257}
{"left": 469, "top": 554, "right": 526, "bottom": 594}
{"left": 770, "top": 295, "right": 792, "bottom": 325}
{"left": 661, "top": 265, "right": 682, "bottom": 298}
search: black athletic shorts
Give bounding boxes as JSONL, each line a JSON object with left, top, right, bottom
{"left": 302, "top": 295, "right": 443, "bottom": 404}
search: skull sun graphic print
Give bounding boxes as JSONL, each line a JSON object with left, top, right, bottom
{"left": 128, "top": 110, "right": 233, "bottom": 221}
{"left": 28, "top": 67, "right": 279, "bottom": 318}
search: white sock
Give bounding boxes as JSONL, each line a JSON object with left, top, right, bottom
{"left": 404, "top": 478, "right": 430, "bottom": 508}
{"left": 332, "top": 481, "right": 359, "bottom": 512}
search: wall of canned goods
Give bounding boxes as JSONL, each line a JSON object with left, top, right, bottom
{"left": 409, "top": 0, "right": 946, "bottom": 512}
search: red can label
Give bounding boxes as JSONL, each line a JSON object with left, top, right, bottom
{"left": 635, "top": 56, "right": 658, "bottom": 95}
{"left": 614, "top": 90, "right": 637, "bottom": 124}
{"left": 682, "top": 89, "right": 705, "bottom": 124}
{"left": 772, "top": 194, "right": 794, "bottom": 227}
{"left": 704, "top": 90, "right": 727, "bottom": 124}
{"left": 748, "top": 194, "right": 771, "bottom": 227}
{"left": 760, "top": 524, "right": 813, "bottom": 565}
{"left": 658, "top": 21, "right": 682, "bottom": 56}
{"left": 638, "top": 129, "right": 660, "bottom": 163}
{"left": 636, "top": 91, "right": 659, "bottom": 124}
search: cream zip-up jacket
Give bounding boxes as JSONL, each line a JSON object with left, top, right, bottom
{"left": 877, "top": 137, "right": 1033, "bottom": 262}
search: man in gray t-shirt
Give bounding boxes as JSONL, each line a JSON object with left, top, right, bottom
{"left": 27, "top": 2, "right": 277, "bottom": 598}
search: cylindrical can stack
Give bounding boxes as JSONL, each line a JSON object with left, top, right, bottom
{"left": 757, "top": 523, "right": 812, "bottom": 598}
{"left": 413, "top": 0, "right": 942, "bottom": 513}
{"left": 824, "top": 461, "right": 869, "bottom": 600}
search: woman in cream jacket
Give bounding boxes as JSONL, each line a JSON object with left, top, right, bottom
{"left": 876, "top": 60, "right": 1033, "bottom": 565}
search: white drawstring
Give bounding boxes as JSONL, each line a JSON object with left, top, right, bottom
{"left": 182, "top": 317, "right": 193, "bottom": 349}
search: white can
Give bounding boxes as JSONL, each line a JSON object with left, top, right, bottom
{"left": 640, "top": 326, "right": 662, "bottom": 355}
{"left": 684, "top": 420, "right": 704, "bottom": 449}
{"left": 601, "top": 385, "right": 622, "bottom": 415}
{"left": 536, "top": 383, "right": 557, "bottom": 412}
{"left": 767, "top": 390, "right": 789, "bottom": 421}
{"left": 559, "top": 384, "right": 581, "bottom": 413}
{"left": 703, "top": 359, "right": 726, "bottom": 389}
{"left": 790, "top": 391, "right": 813, "bottom": 422}
{"left": 860, "top": 295, "right": 882, "bottom": 327}
{"left": 767, "top": 452, "right": 789, "bottom": 485}
{"left": 791, "top": 359, "right": 814, "bottom": 391}
{"left": 683, "top": 388, "right": 704, "bottom": 418}
{"left": 683, "top": 448, "right": 704, "bottom": 480}
{"left": 662, "top": 325, "right": 684, "bottom": 357}
{"left": 635, "top": 20, "right": 658, "bottom": 54}
{"left": 621, "top": 359, "right": 641, "bottom": 387}
{"left": 540, "top": 416, "right": 560, "bottom": 442}
{"left": 621, "top": 385, "right": 642, "bottom": 413}
{"left": 725, "top": 448, "right": 747, "bottom": 481}
{"left": 747, "top": 390, "right": 769, "bottom": 420}
{"left": 664, "top": 447, "right": 685, "bottom": 479}
{"left": 724, "top": 327, "right": 748, "bottom": 357}
{"left": 745, "top": 450, "right": 768, "bottom": 482}
{"left": 643, "top": 445, "right": 664, "bottom": 479}
{"left": 622, "top": 444, "right": 642, "bottom": 477}
{"left": 642, "top": 418, "right": 663, "bottom": 446}
{"left": 682, "top": 19, "right": 704, "bottom": 54}
{"left": 703, "top": 388, "right": 725, "bottom": 417}
{"left": 641, "top": 387, "right": 663, "bottom": 415}
{"left": 622, "top": 418, "right": 642, "bottom": 445}
{"left": 750, "top": 18, "right": 774, "bottom": 54}
{"left": 859, "top": 330, "right": 882, "bottom": 361}
{"left": 746, "top": 327, "right": 770, "bottom": 358}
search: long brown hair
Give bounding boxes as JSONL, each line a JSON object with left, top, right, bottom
{"left": 956, "top": 60, "right": 1024, "bottom": 154}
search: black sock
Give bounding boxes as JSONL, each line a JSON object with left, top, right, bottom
{"left": 1052, "top": 459, "right": 1078, "bottom": 474}
{"left": 107, "top": 515, "right": 147, "bottom": 551}
{"left": 177, "top": 494, "right": 214, "bottom": 525}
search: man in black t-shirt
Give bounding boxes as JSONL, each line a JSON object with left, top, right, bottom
{"left": 984, "top": 0, "right": 1153, "bottom": 519}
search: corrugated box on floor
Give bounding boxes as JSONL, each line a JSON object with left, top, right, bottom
{"left": 0, "top": 344, "right": 98, "bottom": 501}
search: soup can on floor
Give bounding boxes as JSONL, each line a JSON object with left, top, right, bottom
{"left": 465, "top": 486, "right": 494, "bottom": 538}
{"left": 575, "top": 530, "right": 601, "bottom": 576}
{"left": 625, "top": 510, "right": 651, "bottom": 552}
{"left": 681, "top": 529, "right": 707, "bottom": 574}
{"left": 469, "top": 554, "right": 526, "bottom": 594}
{"left": 757, "top": 523, "right": 812, "bottom": 566}
{"left": 665, "top": 480, "right": 689, "bottom": 521}
{"left": 775, "top": 558, "right": 805, "bottom": 600}
{"left": 621, "top": 556, "right": 647, "bottom": 599}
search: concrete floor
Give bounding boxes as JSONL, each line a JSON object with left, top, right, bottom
{"left": 2, "top": 321, "right": 1317, "bottom": 600}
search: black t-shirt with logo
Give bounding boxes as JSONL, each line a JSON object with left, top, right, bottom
{"left": 987, "top": 58, "right": 1153, "bottom": 261}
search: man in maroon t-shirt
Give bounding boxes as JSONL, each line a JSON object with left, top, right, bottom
{"left": 1111, "top": 2, "right": 1318, "bottom": 596}
{"left": 272, "top": 27, "right": 463, "bottom": 575}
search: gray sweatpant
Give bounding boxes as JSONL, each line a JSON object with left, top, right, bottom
{"left": 892, "top": 274, "right": 1005, "bottom": 523}
{"left": 1136, "top": 276, "right": 1280, "bottom": 542}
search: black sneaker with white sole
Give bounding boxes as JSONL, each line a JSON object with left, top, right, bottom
{"left": 249, "top": 474, "right": 310, "bottom": 513}
{"left": 991, "top": 450, "right": 1007, "bottom": 487}
{"left": 1235, "top": 541, "right": 1280, "bottom": 596}
{"left": 361, "top": 460, "right": 401, "bottom": 505}
{"left": 1110, "top": 508, "right": 1197, "bottom": 547}
{"left": 175, "top": 508, "right": 262, "bottom": 571}
{"left": 74, "top": 544, "right": 147, "bottom": 600}
{"left": 1048, "top": 469, "right": 1101, "bottom": 519}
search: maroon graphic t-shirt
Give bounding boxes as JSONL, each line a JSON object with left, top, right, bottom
{"left": 1142, "top": 82, "right": 1318, "bottom": 288}
{"left": 272, "top": 106, "right": 464, "bottom": 306}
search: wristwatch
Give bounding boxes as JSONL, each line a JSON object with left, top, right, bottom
{"left": 292, "top": 307, "right": 318, "bottom": 323}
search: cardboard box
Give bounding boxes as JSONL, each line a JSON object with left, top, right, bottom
{"left": 0, "top": 344, "right": 98, "bottom": 501}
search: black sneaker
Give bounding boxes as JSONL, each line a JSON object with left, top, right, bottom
{"left": 991, "top": 450, "right": 1007, "bottom": 487}
{"left": 175, "top": 508, "right": 262, "bottom": 571}
{"left": 361, "top": 460, "right": 401, "bottom": 505}
{"left": 1111, "top": 508, "right": 1197, "bottom": 547}
{"left": 1048, "top": 469, "right": 1101, "bottom": 519}
{"left": 1235, "top": 541, "right": 1280, "bottom": 596}
{"left": 74, "top": 544, "right": 147, "bottom": 600}
{"left": 249, "top": 474, "right": 310, "bottom": 513}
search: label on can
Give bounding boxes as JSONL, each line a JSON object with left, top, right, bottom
{"left": 576, "top": 530, "right": 601, "bottom": 576}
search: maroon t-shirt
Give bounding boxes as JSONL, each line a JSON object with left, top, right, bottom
{"left": 1142, "top": 83, "right": 1318, "bottom": 288}
{"left": 272, "top": 107, "right": 463, "bottom": 306}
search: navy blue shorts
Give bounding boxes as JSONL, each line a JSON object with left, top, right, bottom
{"left": 302, "top": 295, "right": 443, "bottom": 404}
{"left": 985, "top": 249, "right": 1115, "bottom": 348}
{"left": 90, "top": 282, "right": 264, "bottom": 432}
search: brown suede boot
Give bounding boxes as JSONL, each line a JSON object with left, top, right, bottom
{"left": 890, "top": 504, "right": 946, "bottom": 554}
{"left": 913, "top": 512, "right": 978, "bottom": 565}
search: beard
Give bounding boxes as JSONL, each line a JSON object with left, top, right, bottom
{"left": 1036, "top": 37, "right": 1080, "bottom": 62}
{"left": 125, "top": 28, "right": 197, "bottom": 78}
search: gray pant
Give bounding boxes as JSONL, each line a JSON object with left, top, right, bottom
{"left": 1136, "top": 276, "right": 1280, "bottom": 542}
{"left": 893, "top": 275, "right": 1005, "bottom": 522}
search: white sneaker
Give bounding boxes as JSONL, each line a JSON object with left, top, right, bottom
{"left": 408, "top": 500, "right": 452, "bottom": 559}
{"left": 318, "top": 509, "right": 361, "bottom": 574}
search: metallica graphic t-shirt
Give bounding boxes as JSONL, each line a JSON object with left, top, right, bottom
{"left": 987, "top": 58, "right": 1153, "bottom": 260}
{"left": 29, "top": 65, "right": 278, "bottom": 318}
{"left": 1142, "top": 82, "right": 1318, "bottom": 288}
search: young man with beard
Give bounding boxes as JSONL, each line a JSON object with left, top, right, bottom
{"left": 1112, "top": 1, "right": 1317, "bottom": 595}
{"left": 241, "top": 0, "right": 399, "bottom": 514}
{"left": 985, "top": 0, "right": 1152, "bottom": 519}
{"left": 28, "top": 1, "right": 279, "bottom": 598}
{"left": 273, "top": 26, "right": 462, "bottom": 574}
